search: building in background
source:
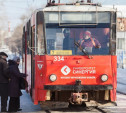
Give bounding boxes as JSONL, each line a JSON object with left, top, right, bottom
{"left": 117, "top": 17, "right": 126, "bottom": 68}
{"left": 103, "top": 5, "right": 126, "bottom": 68}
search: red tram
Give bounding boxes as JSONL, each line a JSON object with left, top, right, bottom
{"left": 22, "top": 0, "right": 117, "bottom": 107}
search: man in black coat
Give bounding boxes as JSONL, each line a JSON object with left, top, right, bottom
{"left": 0, "top": 52, "right": 9, "bottom": 112}
{"left": 8, "top": 56, "right": 26, "bottom": 112}
{"left": 63, "top": 28, "right": 70, "bottom": 50}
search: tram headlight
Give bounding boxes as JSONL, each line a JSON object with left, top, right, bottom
{"left": 101, "top": 74, "right": 108, "bottom": 82}
{"left": 49, "top": 74, "right": 57, "bottom": 82}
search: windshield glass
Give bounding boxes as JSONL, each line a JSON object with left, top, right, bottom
{"left": 45, "top": 27, "right": 110, "bottom": 55}
{"left": 45, "top": 12, "right": 110, "bottom": 55}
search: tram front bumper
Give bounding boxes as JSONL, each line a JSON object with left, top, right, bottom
{"left": 44, "top": 84, "right": 113, "bottom": 91}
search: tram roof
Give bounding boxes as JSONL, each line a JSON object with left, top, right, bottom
{"left": 42, "top": 5, "right": 116, "bottom": 12}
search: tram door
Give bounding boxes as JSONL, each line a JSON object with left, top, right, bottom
{"left": 31, "top": 25, "right": 35, "bottom": 96}
{"left": 22, "top": 27, "right": 26, "bottom": 74}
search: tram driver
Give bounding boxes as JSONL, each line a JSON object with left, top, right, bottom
{"left": 78, "top": 30, "right": 101, "bottom": 54}
{"left": 63, "top": 28, "right": 70, "bottom": 50}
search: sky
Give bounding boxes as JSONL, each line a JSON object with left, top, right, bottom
{"left": 3, "top": 0, "right": 45, "bottom": 31}
{"left": 1, "top": 0, "right": 126, "bottom": 31}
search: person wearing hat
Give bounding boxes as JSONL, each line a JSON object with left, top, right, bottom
{"left": 78, "top": 30, "right": 101, "bottom": 54}
{"left": 63, "top": 28, "right": 71, "bottom": 50}
{"left": 8, "top": 56, "right": 26, "bottom": 112}
{"left": 0, "top": 52, "right": 9, "bottom": 112}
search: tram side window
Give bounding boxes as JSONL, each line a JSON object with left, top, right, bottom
{"left": 23, "top": 27, "right": 25, "bottom": 54}
{"left": 31, "top": 26, "right": 35, "bottom": 54}
{"left": 111, "top": 12, "right": 116, "bottom": 55}
{"left": 27, "top": 21, "right": 31, "bottom": 54}
{"left": 37, "top": 12, "right": 45, "bottom": 55}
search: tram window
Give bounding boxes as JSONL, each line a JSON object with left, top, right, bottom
{"left": 22, "top": 34, "right": 25, "bottom": 54}
{"left": 46, "top": 29, "right": 56, "bottom": 54}
{"left": 61, "top": 13, "right": 93, "bottom": 22}
{"left": 49, "top": 13, "right": 58, "bottom": 22}
{"left": 37, "top": 12, "right": 45, "bottom": 55}
{"left": 45, "top": 27, "right": 111, "bottom": 55}
{"left": 31, "top": 26, "right": 35, "bottom": 54}
{"left": 45, "top": 12, "right": 110, "bottom": 24}
{"left": 31, "top": 26, "right": 35, "bottom": 89}
{"left": 47, "top": 39, "right": 55, "bottom": 54}
{"left": 112, "top": 12, "right": 116, "bottom": 40}
{"left": 23, "top": 27, "right": 25, "bottom": 54}
{"left": 27, "top": 21, "right": 31, "bottom": 54}
{"left": 110, "top": 12, "right": 116, "bottom": 55}
{"left": 98, "top": 12, "right": 110, "bottom": 23}
{"left": 45, "top": 12, "right": 112, "bottom": 55}
{"left": 37, "top": 24, "right": 45, "bottom": 55}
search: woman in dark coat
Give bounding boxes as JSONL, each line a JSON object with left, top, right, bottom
{"left": 8, "top": 56, "right": 26, "bottom": 112}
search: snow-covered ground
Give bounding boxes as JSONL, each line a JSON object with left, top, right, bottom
{"left": 117, "top": 68, "right": 126, "bottom": 94}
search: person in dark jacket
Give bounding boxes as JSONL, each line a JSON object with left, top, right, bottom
{"left": 63, "top": 28, "right": 70, "bottom": 50}
{"left": 8, "top": 56, "right": 26, "bottom": 112}
{"left": 0, "top": 52, "right": 9, "bottom": 112}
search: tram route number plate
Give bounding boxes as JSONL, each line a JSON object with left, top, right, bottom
{"left": 50, "top": 50, "right": 72, "bottom": 55}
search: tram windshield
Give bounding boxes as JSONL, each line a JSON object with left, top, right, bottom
{"left": 44, "top": 12, "right": 111, "bottom": 55}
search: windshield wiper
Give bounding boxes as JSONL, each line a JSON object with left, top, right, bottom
{"left": 74, "top": 41, "right": 93, "bottom": 59}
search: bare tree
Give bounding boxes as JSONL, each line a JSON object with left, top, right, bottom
{"left": 8, "top": 24, "right": 23, "bottom": 55}
{"left": 8, "top": 5, "right": 46, "bottom": 55}
{"left": 8, "top": 7, "right": 35, "bottom": 55}
{"left": 0, "top": 0, "right": 8, "bottom": 48}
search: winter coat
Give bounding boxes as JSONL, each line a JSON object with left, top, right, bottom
{"left": 81, "top": 38, "right": 101, "bottom": 48}
{"left": 8, "top": 60, "right": 26, "bottom": 97}
{"left": 0, "top": 56, "right": 9, "bottom": 83}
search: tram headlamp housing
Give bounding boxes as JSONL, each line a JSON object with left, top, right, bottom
{"left": 101, "top": 74, "right": 108, "bottom": 82}
{"left": 49, "top": 74, "right": 57, "bottom": 82}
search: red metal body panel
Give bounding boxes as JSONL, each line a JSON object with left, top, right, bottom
{"left": 32, "top": 55, "right": 117, "bottom": 102}
{"left": 110, "top": 56, "right": 117, "bottom": 101}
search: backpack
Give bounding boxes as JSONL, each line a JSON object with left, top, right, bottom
{"left": 19, "top": 77, "right": 28, "bottom": 90}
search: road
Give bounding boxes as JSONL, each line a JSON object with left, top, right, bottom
{"left": 0, "top": 87, "right": 126, "bottom": 113}
{"left": 18, "top": 91, "right": 126, "bottom": 113}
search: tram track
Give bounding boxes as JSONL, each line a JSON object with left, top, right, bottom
{"left": 43, "top": 93, "right": 126, "bottom": 113}
{"left": 45, "top": 110, "right": 51, "bottom": 113}
{"left": 44, "top": 106, "right": 109, "bottom": 113}
{"left": 94, "top": 106, "right": 108, "bottom": 113}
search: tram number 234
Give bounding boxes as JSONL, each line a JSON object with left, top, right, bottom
{"left": 54, "top": 56, "right": 64, "bottom": 61}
